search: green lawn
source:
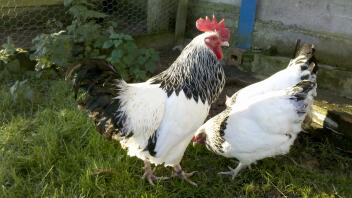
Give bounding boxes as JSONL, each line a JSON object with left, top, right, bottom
{"left": 1, "top": 79, "right": 351, "bottom": 197}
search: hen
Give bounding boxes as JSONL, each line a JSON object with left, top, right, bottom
{"left": 226, "top": 43, "right": 318, "bottom": 107}
{"left": 193, "top": 79, "right": 317, "bottom": 179}
{"left": 66, "top": 16, "right": 230, "bottom": 185}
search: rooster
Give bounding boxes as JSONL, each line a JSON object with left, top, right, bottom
{"left": 226, "top": 43, "right": 318, "bottom": 107}
{"left": 66, "top": 16, "right": 230, "bottom": 186}
{"left": 193, "top": 79, "right": 317, "bottom": 179}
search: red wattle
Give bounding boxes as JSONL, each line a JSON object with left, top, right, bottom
{"left": 213, "top": 46, "right": 223, "bottom": 60}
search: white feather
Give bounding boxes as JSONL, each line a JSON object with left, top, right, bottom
{"left": 201, "top": 87, "right": 314, "bottom": 165}
{"left": 115, "top": 82, "right": 210, "bottom": 166}
{"left": 116, "top": 82, "right": 167, "bottom": 144}
{"left": 152, "top": 91, "right": 209, "bottom": 166}
{"left": 232, "top": 55, "right": 315, "bottom": 105}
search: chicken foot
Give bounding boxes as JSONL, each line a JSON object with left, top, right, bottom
{"left": 218, "top": 162, "right": 248, "bottom": 180}
{"left": 172, "top": 164, "right": 198, "bottom": 186}
{"left": 142, "top": 160, "right": 169, "bottom": 185}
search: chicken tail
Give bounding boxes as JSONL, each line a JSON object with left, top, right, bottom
{"left": 289, "top": 43, "right": 319, "bottom": 81}
{"left": 66, "top": 59, "right": 120, "bottom": 98}
{"left": 288, "top": 80, "right": 316, "bottom": 117}
{"left": 66, "top": 59, "right": 128, "bottom": 139}
{"left": 296, "top": 43, "right": 318, "bottom": 74}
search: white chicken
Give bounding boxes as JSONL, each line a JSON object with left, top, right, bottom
{"left": 193, "top": 79, "right": 317, "bottom": 178}
{"left": 66, "top": 16, "right": 230, "bottom": 185}
{"left": 226, "top": 44, "right": 318, "bottom": 107}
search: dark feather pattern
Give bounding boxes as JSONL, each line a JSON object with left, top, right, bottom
{"left": 294, "top": 43, "right": 319, "bottom": 74}
{"left": 227, "top": 92, "right": 239, "bottom": 107}
{"left": 289, "top": 80, "right": 316, "bottom": 116}
{"left": 205, "top": 108, "right": 231, "bottom": 154}
{"left": 150, "top": 43, "right": 225, "bottom": 105}
{"left": 145, "top": 131, "right": 158, "bottom": 156}
{"left": 66, "top": 59, "right": 131, "bottom": 139}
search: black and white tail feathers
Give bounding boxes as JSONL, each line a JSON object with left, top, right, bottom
{"left": 290, "top": 43, "right": 319, "bottom": 80}
{"left": 288, "top": 80, "right": 316, "bottom": 116}
{"left": 66, "top": 59, "right": 129, "bottom": 139}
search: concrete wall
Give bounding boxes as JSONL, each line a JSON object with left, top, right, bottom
{"left": 187, "top": 0, "right": 352, "bottom": 98}
{"left": 256, "top": 0, "right": 352, "bottom": 38}
{"left": 194, "top": 0, "right": 352, "bottom": 38}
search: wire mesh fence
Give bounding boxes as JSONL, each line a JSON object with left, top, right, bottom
{"left": 0, "top": 0, "right": 178, "bottom": 48}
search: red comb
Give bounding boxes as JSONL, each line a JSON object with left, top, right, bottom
{"left": 196, "top": 15, "right": 230, "bottom": 41}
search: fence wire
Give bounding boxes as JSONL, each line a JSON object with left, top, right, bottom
{"left": 0, "top": 0, "right": 178, "bottom": 48}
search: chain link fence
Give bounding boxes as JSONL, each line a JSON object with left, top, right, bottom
{"left": 0, "top": 0, "right": 178, "bottom": 48}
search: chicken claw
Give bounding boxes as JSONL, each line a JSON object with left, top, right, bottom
{"left": 218, "top": 163, "right": 247, "bottom": 180}
{"left": 172, "top": 164, "right": 198, "bottom": 186}
{"left": 142, "top": 160, "right": 169, "bottom": 185}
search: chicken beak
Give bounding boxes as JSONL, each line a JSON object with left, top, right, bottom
{"left": 192, "top": 141, "right": 197, "bottom": 147}
{"left": 221, "top": 41, "right": 230, "bottom": 47}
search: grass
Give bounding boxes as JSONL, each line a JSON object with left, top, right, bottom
{"left": 0, "top": 79, "right": 351, "bottom": 197}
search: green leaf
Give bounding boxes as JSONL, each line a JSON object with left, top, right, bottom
{"left": 68, "top": 5, "right": 108, "bottom": 21}
{"left": 123, "top": 54, "right": 135, "bottom": 65}
{"left": 94, "top": 37, "right": 107, "bottom": 48}
{"left": 109, "top": 33, "right": 123, "bottom": 39}
{"left": 123, "top": 35, "right": 133, "bottom": 41}
{"left": 110, "top": 22, "right": 118, "bottom": 28}
{"left": 131, "top": 69, "right": 147, "bottom": 81}
{"left": 113, "top": 40, "right": 123, "bottom": 48}
{"left": 137, "top": 56, "right": 147, "bottom": 65}
{"left": 145, "top": 61, "right": 156, "bottom": 73}
{"left": 102, "top": 40, "right": 113, "bottom": 49}
{"left": 110, "top": 49, "right": 123, "bottom": 63}
{"left": 63, "top": 0, "right": 73, "bottom": 7}
{"left": 125, "top": 42, "right": 137, "bottom": 52}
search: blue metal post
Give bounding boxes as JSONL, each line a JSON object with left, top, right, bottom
{"left": 236, "top": 0, "right": 257, "bottom": 50}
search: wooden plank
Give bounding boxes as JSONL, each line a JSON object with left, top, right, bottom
{"left": 175, "top": 0, "right": 188, "bottom": 44}
{"left": 0, "top": 0, "right": 62, "bottom": 8}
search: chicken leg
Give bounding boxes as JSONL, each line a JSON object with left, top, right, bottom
{"left": 142, "top": 160, "right": 169, "bottom": 185}
{"left": 218, "top": 162, "right": 247, "bottom": 180}
{"left": 172, "top": 164, "right": 198, "bottom": 186}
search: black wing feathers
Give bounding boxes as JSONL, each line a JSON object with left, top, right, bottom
{"left": 66, "top": 59, "right": 131, "bottom": 139}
